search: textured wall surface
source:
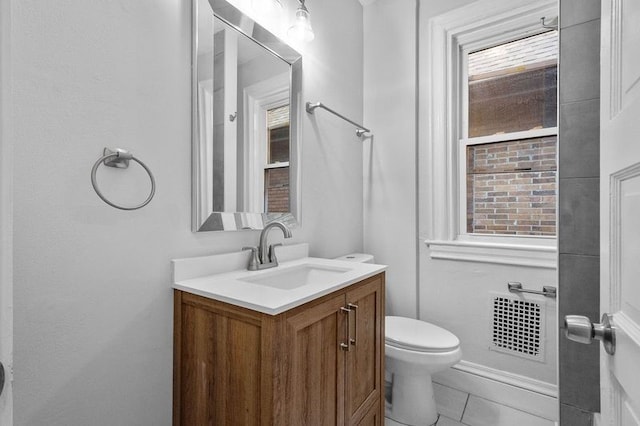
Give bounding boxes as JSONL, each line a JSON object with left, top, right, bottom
{"left": 558, "top": 0, "right": 602, "bottom": 424}
{"left": 0, "top": 0, "right": 13, "bottom": 423}
{"left": 363, "top": 0, "right": 420, "bottom": 318}
{"left": 11, "top": 0, "right": 364, "bottom": 424}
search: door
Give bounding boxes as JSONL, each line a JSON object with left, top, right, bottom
{"left": 599, "top": 0, "right": 640, "bottom": 423}
{"left": 345, "top": 276, "right": 384, "bottom": 426}
{"left": 286, "top": 293, "right": 347, "bottom": 425}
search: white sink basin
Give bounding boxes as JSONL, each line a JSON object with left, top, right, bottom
{"left": 239, "top": 264, "right": 352, "bottom": 290}
{"left": 172, "top": 243, "right": 387, "bottom": 315}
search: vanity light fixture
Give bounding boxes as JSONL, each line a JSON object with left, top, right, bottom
{"left": 287, "top": 0, "right": 315, "bottom": 42}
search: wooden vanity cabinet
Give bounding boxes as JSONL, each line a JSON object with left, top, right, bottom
{"left": 173, "top": 272, "right": 385, "bottom": 426}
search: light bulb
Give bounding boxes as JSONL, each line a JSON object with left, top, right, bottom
{"left": 287, "top": 3, "right": 315, "bottom": 42}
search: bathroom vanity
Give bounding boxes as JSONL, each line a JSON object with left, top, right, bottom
{"left": 172, "top": 245, "right": 386, "bottom": 425}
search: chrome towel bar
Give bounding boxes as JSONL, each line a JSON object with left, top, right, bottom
{"left": 306, "top": 101, "right": 371, "bottom": 137}
{"left": 508, "top": 282, "right": 557, "bottom": 298}
{"left": 90, "top": 147, "right": 156, "bottom": 211}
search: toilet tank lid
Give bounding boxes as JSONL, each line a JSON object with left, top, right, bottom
{"left": 334, "top": 253, "right": 374, "bottom": 263}
{"left": 385, "top": 316, "right": 460, "bottom": 352}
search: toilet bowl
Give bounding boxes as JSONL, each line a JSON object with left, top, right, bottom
{"left": 385, "top": 316, "right": 461, "bottom": 426}
{"left": 335, "top": 253, "right": 462, "bottom": 426}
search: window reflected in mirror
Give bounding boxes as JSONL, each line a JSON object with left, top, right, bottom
{"left": 265, "top": 105, "right": 290, "bottom": 212}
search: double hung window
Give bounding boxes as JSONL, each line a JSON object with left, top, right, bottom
{"left": 424, "top": 0, "right": 559, "bottom": 267}
{"left": 462, "top": 31, "right": 558, "bottom": 237}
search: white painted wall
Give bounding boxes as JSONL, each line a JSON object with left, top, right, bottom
{"left": 364, "top": 0, "right": 558, "bottom": 385}
{"left": 363, "top": 0, "right": 418, "bottom": 317}
{"left": 419, "top": 257, "right": 558, "bottom": 384}
{"left": 363, "top": 0, "right": 482, "bottom": 317}
{"left": 0, "top": 0, "right": 14, "bottom": 423}
{"left": 11, "top": 0, "right": 363, "bottom": 424}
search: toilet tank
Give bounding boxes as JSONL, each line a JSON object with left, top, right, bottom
{"left": 334, "top": 253, "right": 375, "bottom": 264}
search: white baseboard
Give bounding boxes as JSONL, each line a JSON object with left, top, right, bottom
{"left": 433, "top": 360, "right": 559, "bottom": 422}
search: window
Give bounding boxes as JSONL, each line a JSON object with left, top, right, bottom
{"left": 424, "top": 0, "right": 559, "bottom": 268}
{"left": 242, "top": 72, "right": 290, "bottom": 214}
{"left": 264, "top": 105, "right": 290, "bottom": 212}
{"left": 462, "top": 31, "right": 558, "bottom": 237}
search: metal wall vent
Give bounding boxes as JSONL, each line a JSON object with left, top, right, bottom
{"left": 489, "top": 293, "right": 546, "bottom": 362}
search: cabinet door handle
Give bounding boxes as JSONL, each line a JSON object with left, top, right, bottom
{"left": 347, "top": 303, "right": 358, "bottom": 346}
{"left": 340, "top": 307, "right": 352, "bottom": 351}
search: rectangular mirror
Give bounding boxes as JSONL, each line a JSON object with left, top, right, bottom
{"left": 193, "top": 0, "right": 302, "bottom": 231}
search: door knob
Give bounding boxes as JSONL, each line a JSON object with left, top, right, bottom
{"left": 0, "top": 361, "right": 4, "bottom": 397}
{"left": 564, "top": 313, "right": 616, "bottom": 355}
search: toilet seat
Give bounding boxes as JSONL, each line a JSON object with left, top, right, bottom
{"left": 385, "top": 316, "right": 460, "bottom": 353}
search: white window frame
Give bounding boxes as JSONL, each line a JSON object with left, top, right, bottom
{"left": 243, "top": 72, "right": 290, "bottom": 213}
{"left": 422, "top": 0, "right": 558, "bottom": 268}
{"left": 262, "top": 102, "right": 290, "bottom": 212}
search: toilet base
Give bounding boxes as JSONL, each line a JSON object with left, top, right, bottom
{"left": 385, "top": 417, "right": 422, "bottom": 426}
{"left": 385, "top": 372, "right": 438, "bottom": 426}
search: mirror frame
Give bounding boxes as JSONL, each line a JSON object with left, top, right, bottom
{"left": 192, "top": 0, "right": 302, "bottom": 232}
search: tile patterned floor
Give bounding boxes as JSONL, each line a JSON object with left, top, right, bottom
{"left": 385, "top": 382, "right": 555, "bottom": 426}
{"left": 386, "top": 411, "right": 552, "bottom": 426}
{"left": 435, "top": 416, "right": 465, "bottom": 426}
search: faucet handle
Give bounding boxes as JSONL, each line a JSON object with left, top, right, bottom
{"left": 242, "top": 246, "right": 259, "bottom": 271}
{"left": 268, "top": 243, "right": 283, "bottom": 264}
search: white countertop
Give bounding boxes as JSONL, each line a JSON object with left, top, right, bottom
{"left": 172, "top": 244, "right": 386, "bottom": 315}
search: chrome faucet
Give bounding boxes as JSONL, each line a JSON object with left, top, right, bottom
{"left": 242, "top": 221, "right": 292, "bottom": 271}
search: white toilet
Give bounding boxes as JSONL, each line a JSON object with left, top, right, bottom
{"left": 385, "top": 316, "right": 461, "bottom": 426}
{"left": 336, "top": 254, "right": 462, "bottom": 426}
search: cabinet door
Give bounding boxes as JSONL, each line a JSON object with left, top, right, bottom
{"left": 345, "top": 276, "right": 385, "bottom": 426}
{"left": 356, "top": 403, "right": 382, "bottom": 426}
{"left": 177, "top": 297, "right": 262, "bottom": 426}
{"left": 285, "top": 293, "right": 348, "bottom": 426}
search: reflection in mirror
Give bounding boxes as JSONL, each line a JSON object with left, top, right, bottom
{"left": 193, "top": 0, "right": 302, "bottom": 232}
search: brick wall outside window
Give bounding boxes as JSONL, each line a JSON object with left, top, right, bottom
{"left": 265, "top": 110, "right": 290, "bottom": 213}
{"left": 466, "top": 136, "right": 557, "bottom": 236}
{"left": 265, "top": 167, "right": 289, "bottom": 212}
{"left": 469, "top": 66, "right": 557, "bottom": 137}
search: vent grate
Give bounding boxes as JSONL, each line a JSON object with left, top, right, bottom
{"left": 490, "top": 294, "right": 545, "bottom": 361}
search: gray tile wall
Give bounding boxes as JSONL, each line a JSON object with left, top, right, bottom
{"left": 558, "top": 0, "right": 601, "bottom": 424}
{"left": 560, "top": 404, "right": 596, "bottom": 426}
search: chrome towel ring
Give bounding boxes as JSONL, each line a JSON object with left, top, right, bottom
{"left": 91, "top": 147, "right": 156, "bottom": 211}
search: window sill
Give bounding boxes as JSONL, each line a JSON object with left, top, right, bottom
{"left": 424, "top": 239, "right": 557, "bottom": 269}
